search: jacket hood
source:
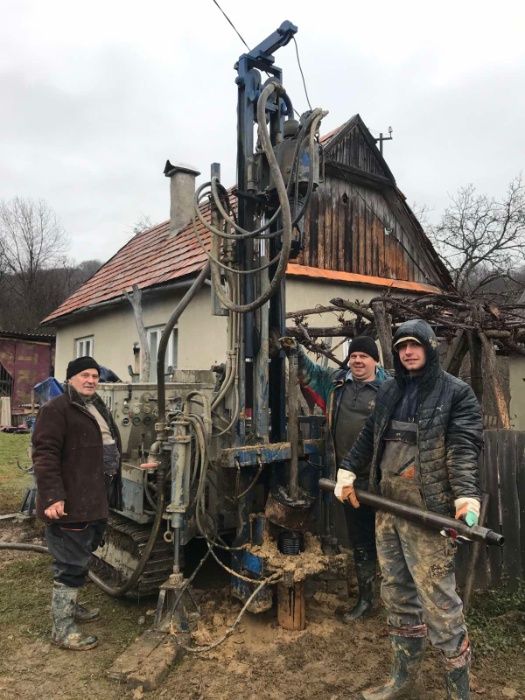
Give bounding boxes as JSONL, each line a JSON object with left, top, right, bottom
{"left": 392, "top": 319, "right": 440, "bottom": 384}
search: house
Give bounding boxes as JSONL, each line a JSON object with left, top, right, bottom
{"left": 0, "top": 330, "right": 55, "bottom": 424}
{"left": 42, "top": 115, "right": 452, "bottom": 380}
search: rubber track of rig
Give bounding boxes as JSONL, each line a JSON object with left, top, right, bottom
{"left": 90, "top": 513, "right": 174, "bottom": 598}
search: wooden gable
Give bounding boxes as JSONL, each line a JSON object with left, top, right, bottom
{"left": 297, "top": 115, "right": 451, "bottom": 289}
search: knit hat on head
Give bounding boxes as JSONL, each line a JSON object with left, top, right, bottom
{"left": 347, "top": 336, "right": 379, "bottom": 362}
{"left": 66, "top": 356, "right": 100, "bottom": 380}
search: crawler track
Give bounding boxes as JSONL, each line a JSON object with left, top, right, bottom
{"left": 90, "top": 513, "right": 174, "bottom": 598}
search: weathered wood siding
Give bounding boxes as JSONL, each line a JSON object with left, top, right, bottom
{"left": 328, "top": 125, "right": 388, "bottom": 178}
{"left": 297, "top": 116, "right": 445, "bottom": 287}
{"left": 456, "top": 429, "right": 525, "bottom": 590}
{"left": 299, "top": 177, "right": 440, "bottom": 285}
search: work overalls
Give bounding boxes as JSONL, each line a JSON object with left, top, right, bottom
{"left": 376, "top": 419, "right": 467, "bottom": 655}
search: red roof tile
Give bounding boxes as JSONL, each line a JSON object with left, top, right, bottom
{"left": 43, "top": 204, "right": 212, "bottom": 323}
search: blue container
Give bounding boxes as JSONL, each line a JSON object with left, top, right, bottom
{"left": 33, "top": 377, "right": 64, "bottom": 405}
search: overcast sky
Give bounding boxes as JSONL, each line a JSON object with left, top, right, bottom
{"left": 2, "top": 0, "right": 524, "bottom": 263}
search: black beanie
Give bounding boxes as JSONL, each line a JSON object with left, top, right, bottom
{"left": 347, "top": 336, "right": 379, "bottom": 362}
{"left": 66, "top": 356, "right": 100, "bottom": 380}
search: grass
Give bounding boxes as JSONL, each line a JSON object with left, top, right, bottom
{"left": 0, "top": 553, "right": 152, "bottom": 671}
{"left": 467, "top": 583, "right": 525, "bottom": 657}
{"left": 0, "top": 434, "right": 154, "bottom": 679}
{"left": 0, "top": 432, "right": 32, "bottom": 513}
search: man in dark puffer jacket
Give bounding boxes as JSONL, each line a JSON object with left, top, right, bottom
{"left": 336, "top": 319, "right": 482, "bottom": 700}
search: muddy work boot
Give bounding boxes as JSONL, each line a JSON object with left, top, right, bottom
{"left": 360, "top": 629, "right": 426, "bottom": 699}
{"left": 74, "top": 602, "right": 100, "bottom": 623}
{"left": 342, "top": 559, "right": 376, "bottom": 622}
{"left": 444, "top": 640, "right": 471, "bottom": 699}
{"left": 51, "top": 582, "right": 98, "bottom": 650}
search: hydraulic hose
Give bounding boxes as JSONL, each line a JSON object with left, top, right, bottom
{"left": 193, "top": 107, "right": 321, "bottom": 242}
{"left": 208, "top": 82, "right": 292, "bottom": 313}
{"left": 157, "top": 260, "right": 211, "bottom": 423}
{"left": 0, "top": 542, "right": 49, "bottom": 554}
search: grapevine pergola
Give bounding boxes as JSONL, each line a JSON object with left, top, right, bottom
{"left": 286, "top": 293, "right": 525, "bottom": 429}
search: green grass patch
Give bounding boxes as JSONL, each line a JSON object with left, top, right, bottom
{"left": 468, "top": 583, "right": 525, "bottom": 657}
{"left": 0, "top": 552, "right": 153, "bottom": 662}
{"left": 0, "top": 554, "right": 50, "bottom": 656}
{"left": 0, "top": 432, "right": 32, "bottom": 513}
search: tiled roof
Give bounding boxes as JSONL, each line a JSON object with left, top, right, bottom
{"left": 43, "top": 204, "right": 211, "bottom": 324}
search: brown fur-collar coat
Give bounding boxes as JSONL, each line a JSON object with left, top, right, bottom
{"left": 33, "top": 384, "right": 122, "bottom": 523}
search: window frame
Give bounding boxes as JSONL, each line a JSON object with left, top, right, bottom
{"left": 144, "top": 325, "right": 178, "bottom": 382}
{"left": 75, "top": 335, "right": 94, "bottom": 358}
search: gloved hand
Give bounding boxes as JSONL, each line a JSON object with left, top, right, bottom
{"left": 279, "top": 336, "right": 298, "bottom": 353}
{"left": 334, "top": 469, "right": 360, "bottom": 508}
{"left": 454, "top": 497, "right": 480, "bottom": 527}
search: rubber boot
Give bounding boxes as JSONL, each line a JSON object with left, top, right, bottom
{"left": 444, "top": 640, "right": 471, "bottom": 700}
{"left": 342, "top": 559, "right": 376, "bottom": 622}
{"left": 74, "top": 602, "right": 100, "bottom": 622}
{"left": 360, "top": 630, "right": 426, "bottom": 700}
{"left": 51, "top": 583, "right": 98, "bottom": 650}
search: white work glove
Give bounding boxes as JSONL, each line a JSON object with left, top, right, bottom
{"left": 454, "top": 497, "right": 480, "bottom": 527}
{"left": 334, "top": 469, "right": 359, "bottom": 508}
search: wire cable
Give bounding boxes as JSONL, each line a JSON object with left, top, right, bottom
{"left": 178, "top": 572, "right": 281, "bottom": 654}
{"left": 211, "top": 0, "right": 250, "bottom": 51}
{"left": 292, "top": 36, "right": 312, "bottom": 111}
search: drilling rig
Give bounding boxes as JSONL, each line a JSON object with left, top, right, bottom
{"left": 92, "top": 21, "right": 337, "bottom": 660}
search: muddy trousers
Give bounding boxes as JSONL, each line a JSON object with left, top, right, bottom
{"left": 45, "top": 520, "right": 106, "bottom": 588}
{"left": 376, "top": 509, "right": 466, "bottom": 656}
{"left": 343, "top": 496, "right": 377, "bottom": 616}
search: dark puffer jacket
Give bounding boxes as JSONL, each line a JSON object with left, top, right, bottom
{"left": 341, "top": 319, "right": 482, "bottom": 515}
{"left": 33, "top": 384, "right": 122, "bottom": 523}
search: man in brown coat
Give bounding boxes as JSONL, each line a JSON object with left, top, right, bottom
{"left": 33, "top": 356, "right": 122, "bottom": 650}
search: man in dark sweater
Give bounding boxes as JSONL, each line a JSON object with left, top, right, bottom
{"left": 286, "top": 334, "right": 388, "bottom": 620}
{"left": 33, "top": 356, "right": 121, "bottom": 651}
{"left": 337, "top": 320, "right": 482, "bottom": 700}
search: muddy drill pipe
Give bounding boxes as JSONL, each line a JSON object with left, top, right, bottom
{"left": 287, "top": 345, "right": 300, "bottom": 501}
{"left": 318, "top": 478, "right": 504, "bottom": 547}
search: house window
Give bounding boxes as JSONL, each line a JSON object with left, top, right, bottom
{"left": 75, "top": 335, "right": 94, "bottom": 358}
{"left": 145, "top": 326, "right": 178, "bottom": 382}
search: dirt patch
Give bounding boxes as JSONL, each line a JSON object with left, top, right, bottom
{"left": 0, "top": 518, "right": 524, "bottom": 700}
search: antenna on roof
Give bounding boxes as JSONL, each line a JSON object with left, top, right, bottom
{"left": 375, "top": 126, "right": 393, "bottom": 156}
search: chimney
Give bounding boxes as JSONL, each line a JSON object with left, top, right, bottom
{"left": 163, "top": 160, "right": 200, "bottom": 235}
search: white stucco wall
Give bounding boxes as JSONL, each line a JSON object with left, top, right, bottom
{"left": 54, "top": 286, "right": 229, "bottom": 381}
{"left": 53, "top": 278, "right": 393, "bottom": 379}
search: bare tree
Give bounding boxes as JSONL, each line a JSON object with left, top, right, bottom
{"left": 429, "top": 177, "right": 525, "bottom": 297}
{"left": 131, "top": 214, "right": 153, "bottom": 235}
{"left": 0, "top": 197, "right": 69, "bottom": 285}
{"left": 0, "top": 198, "right": 70, "bottom": 330}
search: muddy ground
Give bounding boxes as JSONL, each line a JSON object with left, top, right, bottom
{"left": 0, "top": 517, "right": 524, "bottom": 700}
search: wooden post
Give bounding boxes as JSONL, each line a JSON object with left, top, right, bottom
{"left": 442, "top": 330, "right": 468, "bottom": 377}
{"left": 462, "top": 493, "right": 489, "bottom": 613}
{"left": 467, "top": 331, "right": 483, "bottom": 403}
{"left": 478, "top": 331, "right": 511, "bottom": 429}
{"left": 277, "top": 580, "right": 306, "bottom": 631}
{"left": 124, "top": 284, "right": 151, "bottom": 382}
{"left": 371, "top": 301, "right": 393, "bottom": 370}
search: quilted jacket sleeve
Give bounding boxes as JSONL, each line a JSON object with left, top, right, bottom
{"left": 340, "top": 411, "right": 375, "bottom": 474}
{"left": 445, "top": 382, "right": 482, "bottom": 500}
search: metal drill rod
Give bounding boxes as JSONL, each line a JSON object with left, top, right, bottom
{"left": 318, "top": 478, "right": 504, "bottom": 547}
